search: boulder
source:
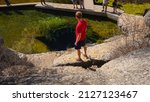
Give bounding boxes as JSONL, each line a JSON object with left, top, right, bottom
{"left": 118, "top": 13, "right": 148, "bottom": 36}
{"left": 144, "top": 9, "right": 150, "bottom": 27}
{"left": 97, "top": 48, "right": 150, "bottom": 84}
{"left": 0, "top": 48, "right": 34, "bottom": 70}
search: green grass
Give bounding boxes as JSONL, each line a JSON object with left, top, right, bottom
{"left": 1, "top": 0, "right": 148, "bottom": 53}
{"left": 120, "top": 3, "right": 150, "bottom": 15}
{"left": 0, "top": 9, "right": 119, "bottom": 53}
{"left": 0, "top": 10, "right": 64, "bottom": 53}
{"left": 88, "top": 19, "right": 120, "bottom": 43}
{"left": 95, "top": 0, "right": 114, "bottom": 6}
{"left": 0, "top": 0, "right": 119, "bottom": 53}
{"left": 95, "top": 0, "right": 150, "bottom": 15}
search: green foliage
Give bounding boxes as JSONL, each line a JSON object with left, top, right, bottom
{"left": 12, "top": 36, "right": 49, "bottom": 54}
{"left": 38, "top": 17, "right": 69, "bottom": 38}
{"left": 0, "top": 9, "right": 120, "bottom": 53}
{"left": 94, "top": 0, "right": 114, "bottom": 6}
{"left": 12, "top": 26, "right": 48, "bottom": 54}
{"left": 0, "top": 10, "right": 55, "bottom": 53}
{"left": 0, "top": 0, "right": 149, "bottom": 54}
{"left": 37, "top": 17, "right": 76, "bottom": 50}
{"left": 120, "top": 3, "right": 150, "bottom": 15}
{"left": 95, "top": 0, "right": 150, "bottom": 15}
{"left": 88, "top": 20, "right": 120, "bottom": 43}
{"left": 94, "top": 0, "right": 150, "bottom": 4}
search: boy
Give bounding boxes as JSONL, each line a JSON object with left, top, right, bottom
{"left": 75, "top": 11, "right": 88, "bottom": 61}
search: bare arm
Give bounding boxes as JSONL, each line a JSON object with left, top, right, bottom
{"left": 75, "top": 33, "right": 81, "bottom": 46}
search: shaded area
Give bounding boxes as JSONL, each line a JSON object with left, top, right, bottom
{"left": 0, "top": 5, "right": 34, "bottom": 16}
{"left": 55, "top": 58, "right": 109, "bottom": 69}
{"left": 36, "top": 25, "right": 76, "bottom": 51}
{"left": 0, "top": 49, "right": 35, "bottom": 85}
{"left": 0, "top": 66, "right": 38, "bottom": 85}
{"left": 36, "top": 26, "right": 99, "bottom": 51}
{"left": 0, "top": 49, "right": 34, "bottom": 68}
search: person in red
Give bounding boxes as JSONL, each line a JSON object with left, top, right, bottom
{"left": 75, "top": 11, "right": 88, "bottom": 61}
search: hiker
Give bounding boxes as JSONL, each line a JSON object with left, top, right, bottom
{"left": 79, "top": 0, "right": 85, "bottom": 9}
{"left": 75, "top": 11, "right": 88, "bottom": 61}
{"left": 102, "top": 0, "right": 109, "bottom": 12}
{"left": 112, "top": 0, "right": 118, "bottom": 13}
{"left": 71, "top": 0, "right": 78, "bottom": 9}
{"left": 4, "top": 0, "right": 11, "bottom": 6}
{"left": 41, "top": 0, "right": 46, "bottom": 5}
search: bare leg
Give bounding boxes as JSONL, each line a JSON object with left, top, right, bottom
{"left": 77, "top": 49, "right": 81, "bottom": 60}
{"left": 79, "top": 0, "right": 82, "bottom": 9}
{"left": 83, "top": 45, "right": 88, "bottom": 59}
{"left": 41, "top": 0, "right": 43, "bottom": 5}
{"left": 82, "top": 0, "right": 85, "bottom": 9}
{"left": 102, "top": 4, "right": 104, "bottom": 12}
{"left": 73, "top": 3, "right": 75, "bottom": 9}
{"left": 105, "top": 5, "right": 107, "bottom": 12}
{"left": 115, "top": 7, "right": 117, "bottom": 13}
{"left": 113, "top": 7, "right": 115, "bottom": 13}
{"left": 44, "top": 0, "right": 46, "bottom": 5}
{"left": 80, "top": 1, "right": 84, "bottom": 9}
{"left": 75, "top": 3, "right": 78, "bottom": 9}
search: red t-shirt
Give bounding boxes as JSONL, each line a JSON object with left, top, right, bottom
{"left": 76, "top": 19, "right": 87, "bottom": 41}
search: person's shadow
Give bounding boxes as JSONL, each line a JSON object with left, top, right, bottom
{"left": 55, "top": 58, "right": 109, "bottom": 71}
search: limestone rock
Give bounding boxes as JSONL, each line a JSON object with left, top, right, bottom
{"left": 29, "top": 66, "right": 106, "bottom": 85}
{"left": 118, "top": 13, "right": 149, "bottom": 36}
{"left": 144, "top": 9, "right": 150, "bottom": 27}
{"left": 98, "top": 48, "right": 150, "bottom": 84}
{"left": 26, "top": 52, "right": 58, "bottom": 69}
{"left": 0, "top": 65, "right": 38, "bottom": 85}
{"left": 53, "top": 33, "right": 146, "bottom": 66}
{"left": 0, "top": 49, "right": 29, "bottom": 66}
